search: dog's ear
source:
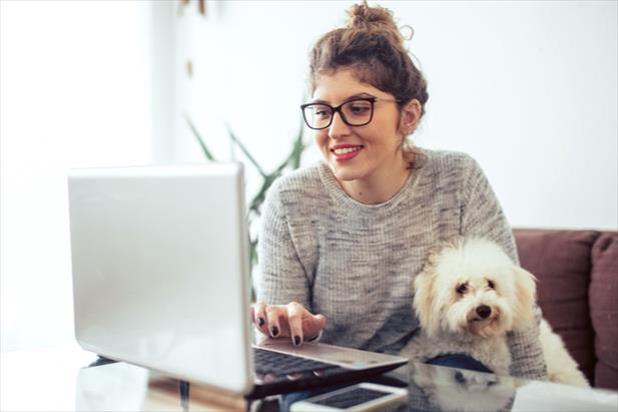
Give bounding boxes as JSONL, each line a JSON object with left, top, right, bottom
{"left": 511, "top": 266, "right": 537, "bottom": 329}
{"left": 413, "top": 262, "right": 440, "bottom": 336}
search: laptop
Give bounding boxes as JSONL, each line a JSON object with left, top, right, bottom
{"left": 68, "top": 163, "right": 407, "bottom": 398}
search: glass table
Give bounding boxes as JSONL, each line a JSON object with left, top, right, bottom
{"left": 2, "top": 345, "right": 617, "bottom": 411}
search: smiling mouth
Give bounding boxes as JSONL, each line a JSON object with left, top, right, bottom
{"left": 331, "top": 146, "right": 363, "bottom": 155}
{"left": 330, "top": 145, "right": 364, "bottom": 162}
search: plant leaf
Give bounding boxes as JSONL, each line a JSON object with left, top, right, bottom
{"left": 185, "top": 115, "right": 216, "bottom": 161}
{"left": 226, "top": 124, "right": 267, "bottom": 178}
{"left": 247, "top": 119, "right": 306, "bottom": 217}
{"left": 290, "top": 117, "right": 306, "bottom": 169}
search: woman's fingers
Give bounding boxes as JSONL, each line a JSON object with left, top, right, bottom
{"left": 266, "top": 305, "right": 286, "bottom": 338}
{"left": 302, "top": 313, "right": 327, "bottom": 340}
{"left": 286, "top": 302, "right": 304, "bottom": 345}
{"left": 254, "top": 302, "right": 266, "bottom": 327}
{"left": 252, "top": 302, "right": 269, "bottom": 336}
{"left": 251, "top": 302, "right": 326, "bottom": 344}
{"left": 311, "top": 313, "right": 327, "bottom": 329}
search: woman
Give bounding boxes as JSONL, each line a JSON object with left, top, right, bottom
{"left": 251, "top": 1, "right": 546, "bottom": 381}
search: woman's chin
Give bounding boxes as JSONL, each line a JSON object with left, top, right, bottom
{"left": 330, "top": 164, "right": 364, "bottom": 182}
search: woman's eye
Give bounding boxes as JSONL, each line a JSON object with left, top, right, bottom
{"left": 313, "top": 109, "right": 331, "bottom": 119}
{"left": 456, "top": 283, "right": 467, "bottom": 294}
{"left": 309, "top": 105, "right": 331, "bottom": 118}
{"left": 349, "top": 104, "right": 370, "bottom": 115}
{"left": 487, "top": 279, "right": 495, "bottom": 289}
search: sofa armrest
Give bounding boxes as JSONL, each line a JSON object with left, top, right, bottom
{"left": 589, "top": 232, "right": 618, "bottom": 390}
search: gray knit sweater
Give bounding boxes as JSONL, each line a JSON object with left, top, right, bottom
{"left": 256, "top": 149, "right": 547, "bottom": 379}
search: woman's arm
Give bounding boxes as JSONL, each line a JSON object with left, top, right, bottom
{"left": 461, "top": 156, "right": 547, "bottom": 380}
{"left": 256, "top": 179, "right": 311, "bottom": 307}
{"left": 254, "top": 178, "right": 325, "bottom": 343}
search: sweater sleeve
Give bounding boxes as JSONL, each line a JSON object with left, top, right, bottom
{"left": 461, "top": 156, "right": 548, "bottom": 380}
{"left": 255, "top": 178, "right": 312, "bottom": 310}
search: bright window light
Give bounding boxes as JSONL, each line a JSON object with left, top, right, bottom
{"left": 1, "top": 0, "right": 156, "bottom": 351}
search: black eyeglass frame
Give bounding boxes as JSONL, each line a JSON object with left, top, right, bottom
{"left": 300, "top": 97, "right": 400, "bottom": 130}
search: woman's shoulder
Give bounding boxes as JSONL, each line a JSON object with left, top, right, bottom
{"left": 272, "top": 162, "right": 321, "bottom": 190}
{"left": 421, "top": 148, "right": 479, "bottom": 171}
{"left": 421, "top": 148, "right": 482, "bottom": 176}
{"left": 417, "top": 148, "right": 484, "bottom": 194}
{"left": 266, "top": 163, "right": 324, "bottom": 205}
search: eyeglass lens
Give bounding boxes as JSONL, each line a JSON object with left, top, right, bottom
{"left": 303, "top": 99, "right": 373, "bottom": 129}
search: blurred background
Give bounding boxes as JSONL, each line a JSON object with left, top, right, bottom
{"left": 1, "top": 0, "right": 616, "bottom": 352}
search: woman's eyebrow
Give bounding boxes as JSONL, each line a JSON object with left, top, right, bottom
{"left": 311, "top": 92, "right": 376, "bottom": 105}
{"left": 345, "top": 92, "right": 376, "bottom": 100}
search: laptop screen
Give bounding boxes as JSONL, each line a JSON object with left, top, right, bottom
{"left": 68, "top": 163, "right": 253, "bottom": 393}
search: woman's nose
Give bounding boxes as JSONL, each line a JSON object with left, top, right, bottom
{"left": 328, "top": 112, "right": 351, "bottom": 140}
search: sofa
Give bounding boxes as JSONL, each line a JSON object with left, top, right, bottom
{"left": 513, "top": 229, "right": 617, "bottom": 390}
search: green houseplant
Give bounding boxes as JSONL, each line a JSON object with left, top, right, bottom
{"left": 185, "top": 116, "right": 307, "bottom": 272}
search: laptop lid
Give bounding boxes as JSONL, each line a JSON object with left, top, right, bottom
{"left": 68, "top": 163, "right": 254, "bottom": 394}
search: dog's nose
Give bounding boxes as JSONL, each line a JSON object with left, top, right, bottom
{"left": 476, "top": 305, "right": 492, "bottom": 319}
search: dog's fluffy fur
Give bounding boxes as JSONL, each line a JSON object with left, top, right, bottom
{"left": 400, "top": 237, "right": 589, "bottom": 387}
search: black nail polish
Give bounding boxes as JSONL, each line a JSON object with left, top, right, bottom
{"left": 294, "top": 336, "right": 301, "bottom": 346}
{"left": 271, "top": 326, "right": 279, "bottom": 337}
{"left": 257, "top": 317, "right": 264, "bottom": 326}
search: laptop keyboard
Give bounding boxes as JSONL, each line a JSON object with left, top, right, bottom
{"left": 254, "top": 348, "right": 338, "bottom": 375}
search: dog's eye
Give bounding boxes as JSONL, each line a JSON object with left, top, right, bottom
{"left": 456, "top": 283, "right": 467, "bottom": 294}
{"left": 487, "top": 279, "right": 495, "bottom": 289}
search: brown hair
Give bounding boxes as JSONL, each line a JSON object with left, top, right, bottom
{"left": 308, "top": 1, "right": 429, "bottom": 168}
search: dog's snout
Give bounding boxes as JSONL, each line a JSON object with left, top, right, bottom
{"left": 476, "top": 305, "right": 491, "bottom": 319}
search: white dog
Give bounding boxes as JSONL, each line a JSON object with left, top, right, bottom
{"left": 400, "top": 237, "right": 589, "bottom": 387}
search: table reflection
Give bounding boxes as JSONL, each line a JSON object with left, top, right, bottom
{"left": 72, "top": 356, "right": 618, "bottom": 412}
{"left": 405, "top": 363, "right": 515, "bottom": 412}
{"left": 75, "top": 362, "right": 188, "bottom": 411}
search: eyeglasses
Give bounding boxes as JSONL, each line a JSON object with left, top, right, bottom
{"left": 300, "top": 97, "right": 400, "bottom": 130}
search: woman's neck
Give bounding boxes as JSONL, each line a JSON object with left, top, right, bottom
{"left": 339, "top": 154, "right": 411, "bottom": 205}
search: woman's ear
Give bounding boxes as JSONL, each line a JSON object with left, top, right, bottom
{"left": 398, "top": 99, "right": 422, "bottom": 135}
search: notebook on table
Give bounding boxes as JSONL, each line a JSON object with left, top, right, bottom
{"left": 68, "top": 163, "right": 407, "bottom": 399}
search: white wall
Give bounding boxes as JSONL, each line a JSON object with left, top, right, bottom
{"left": 2, "top": 0, "right": 615, "bottom": 352}
{"left": 171, "top": 0, "right": 617, "bottom": 230}
{"left": 1, "top": 1, "right": 157, "bottom": 351}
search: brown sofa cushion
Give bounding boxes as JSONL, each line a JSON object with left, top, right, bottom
{"left": 590, "top": 232, "right": 618, "bottom": 390}
{"left": 513, "top": 229, "right": 598, "bottom": 384}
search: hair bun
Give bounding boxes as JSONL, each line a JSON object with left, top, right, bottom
{"left": 346, "top": 1, "right": 403, "bottom": 44}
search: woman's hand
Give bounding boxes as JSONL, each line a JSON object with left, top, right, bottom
{"left": 251, "top": 301, "right": 326, "bottom": 346}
